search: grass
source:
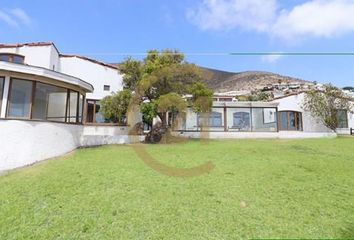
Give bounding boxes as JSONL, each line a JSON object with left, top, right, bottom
{"left": 1, "top": 137, "right": 354, "bottom": 239}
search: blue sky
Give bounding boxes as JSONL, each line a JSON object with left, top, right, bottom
{"left": 1, "top": 0, "right": 354, "bottom": 87}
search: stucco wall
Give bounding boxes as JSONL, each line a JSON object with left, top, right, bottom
{"left": 0, "top": 45, "right": 57, "bottom": 70}
{"left": 0, "top": 120, "right": 143, "bottom": 171}
{"left": 0, "top": 120, "right": 83, "bottom": 171}
{"left": 272, "top": 93, "right": 332, "bottom": 133}
{"left": 59, "top": 57, "right": 123, "bottom": 100}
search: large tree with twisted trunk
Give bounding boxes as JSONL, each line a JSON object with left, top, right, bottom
{"left": 119, "top": 49, "right": 213, "bottom": 131}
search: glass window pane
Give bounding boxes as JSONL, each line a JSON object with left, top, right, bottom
{"left": 0, "top": 55, "right": 10, "bottom": 62}
{"left": 7, "top": 79, "right": 33, "bottom": 118}
{"left": 252, "top": 108, "right": 277, "bottom": 132}
{"left": 95, "top": 102, "right": 106, "bottom": 123}
{"left": 337, "top": 110, "right": 348, "bottom": 128}
{"left": 227, "top": 108, "right": 251, "bottom": 131}
{"left": 13, "top": 55, "right": 24, "bottom": 64}
{"left": 78, "top": 94, "right": 84, "bottom": 123}
{"left": 288, "top": 112, "right": 296, "bottom": 130}
{"left": 67, "top": 91, "right": 78, "bottom": 123}
{"left": 32, "top": 83, "right": 67, "bottom": 122}
{"left": 279, "top": 111, "right": 302, "bottom": 131}
{"left": 280, "top": 112, "right": 287, "bottom": 130}
{"left": 0, "top": 77, "right": 4, "bottom": 113}
{"left": 198, "top": 111, "right": 222, "bottom": 127}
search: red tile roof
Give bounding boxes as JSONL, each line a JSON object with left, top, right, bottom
{"left": 0, "top": 41, "right": 118, "bottom": 70}
{"left": 0, "top": 42, "right": 54, "bottom": 48}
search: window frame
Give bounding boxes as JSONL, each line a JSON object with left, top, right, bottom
{"left": 6, "top": 78, "right": 34, "bottom": 119}
{"left": 278, "top": 111, "right": 303, "bottom": 131}
{"left": 103, "top": 85, "right": 110, "bottom": 91}
{"left": 232, "top": 111, "right": 250, "bottom": 130}
{"left": 336, "top": 110, "right": 349, "bottom": 128}
{"left": 0, "top": 77, "right": 4, "bottom": 114}
{"left": 5, "top": 77, "right": 84, "bottom": 124}
{"left": 0, "top": 53, "right": 25, "bottom": 64}
{"left": 197, "top": 111, "right": 223, "bottom": 127}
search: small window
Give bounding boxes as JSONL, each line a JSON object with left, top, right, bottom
{"left": 0, "top": 53, "right": 25, "bottom": 64}
{"left": 337, "top": 110, "right": 348, "bottom": 128}
{"left": 103, "top": 85, "right": 110, "bottom": 91}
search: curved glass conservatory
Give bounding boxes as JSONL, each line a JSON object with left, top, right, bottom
{"left": 0, "top": 61, "right": 93, "bottom": 123}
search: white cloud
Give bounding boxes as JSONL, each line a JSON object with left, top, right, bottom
{"left": 261, "top": 54, "right": 283, "bottom": 63}
{"left": 10, "top": 8, "right": 32, "bottom": 27}
{"left": 0, "top": 10, "right": 19, "bottom": 27}
{"left": 187, "top": 0, "right": 277, "bottom": 32}
{"left": 0, "top": 8, "right": 32, "bottom": 28}
{"left": 188, "top": 0, "right": 354, "bottom": 40}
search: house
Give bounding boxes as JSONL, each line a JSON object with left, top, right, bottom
{"left": 0, "top": 42, "right": 123, "bottom": 124}
{"left": 0, "top": 41, "right": 352, "bottom": 172}
{"left": 172, "top": 92, "right": 353, "bottom": 139}
{"left": 0, "top": 42, "right": 140, "bottom": 171}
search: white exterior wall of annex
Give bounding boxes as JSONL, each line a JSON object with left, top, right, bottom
{"left": 59, "top": 57, "right": 123, "bottom": 100}
{"left": 0, "top": 45, "right": 59, "bottom": 70}
{"left": 272, "top": 93, "right": 332, "bottom": 133}
{"left": 0, "top": 120, "right": 144, "bottom": 171}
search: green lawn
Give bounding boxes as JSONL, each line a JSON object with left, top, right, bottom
{"left": 1, "top": 137, "right": 354, "bottom": 239}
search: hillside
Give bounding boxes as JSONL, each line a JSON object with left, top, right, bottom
{"left": 201, "top": 67, "right": 311, "bottom": 92}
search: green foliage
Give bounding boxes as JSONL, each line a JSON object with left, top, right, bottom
{"left": 99, "top": 90, "right": 132, "bottom": 124}
{"left": 118, "top": 57, "right": 142, "bottom": 91}
{"left": 2, "top": 138, "right": 354, "bottom": 238}
{"left": 119, "top": 49, "right": 213, "bottom": 127}
{"left": 157, "top": 93, "right": 187, "bottom": 113}
{"left": 140, "top": 101, "right": 158, "bottom": 126}
{"left": 303, "top": 84, "right": 353, "bottom": 131}
{"left": 188, "top": 81, "right": 213, "bottom": 112}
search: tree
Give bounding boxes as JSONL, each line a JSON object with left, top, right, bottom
{"left": 303, "top": 84, "right": 353, "bottom": 131}
{"left": 189, "top": 81, "right": 213, "bottom": 113}
{"left": 140, "top": 101, "right": 158, "bottom": 127}
{"left": 119, "top": 49, "right": 213, "bottom": 130}
{"left": 100, "top": 90, "right": 132, "bottom": 124}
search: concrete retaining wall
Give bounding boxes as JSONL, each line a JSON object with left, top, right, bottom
{"left": 0, "top": 120, "right": 143, "bottom": 171}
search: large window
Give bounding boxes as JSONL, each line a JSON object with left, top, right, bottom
{"left": 67, "top": 91, "right": 79, "bottom": 123}
{"left": 6, "top": 78, "right": 84, "bottom": 123}
{"left": 7, "top": 79, "right": 33, "bottom": 118}
{"left": 233, "top": 111, "right": 250, "bottom": 130}
{"left": 0, "top": 77, "right": 4, "bottom": 113}
{"left": 252, "top": 108, "right": 277, "bottom": 132}
{"left": 337, "top": 110, "right": 348, "bottom": 128}
{"left": 279, "top": 111, "right": 302, "bottom": 131}
{"left": 32, "top": 83, "right": 67, "bottom": 122}
{"left": 197, "top": 111, "right": 222, "bottom": 127}
{"left": 0, "top": 53, "right": 25, "bottom": 64}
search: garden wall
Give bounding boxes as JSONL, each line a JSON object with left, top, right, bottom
{"left": 0, "top": 120, "right": 143, "bottom": 171}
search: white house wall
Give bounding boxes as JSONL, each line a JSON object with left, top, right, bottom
{"left": 59, "top": 57, "right": 123, "bottom": 100}
{"left": 0, "top": 120, "right": 144, "bottom": 171}
{"left": 0, "top": 45, "right": 58, "bottom": 70}
{"left": 272, "top": 93, "right": 332, "bottom": 133}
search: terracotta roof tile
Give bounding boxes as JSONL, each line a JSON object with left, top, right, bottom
{"left": 0, "top": 42, "right": 54, "bottom": 48}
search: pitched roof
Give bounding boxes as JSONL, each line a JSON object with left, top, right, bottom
{"left": 60, "top": 54, "right": 118, "bottom": 70}
{"left": 0, "top": 41, "right": 118, "bottom": 70}
{"left": 0, "top": 42, "right": 54, "bottom": 48}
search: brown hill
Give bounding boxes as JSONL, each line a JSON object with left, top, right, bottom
{"left": 201, "top": 67, "right": 311, "bottom": 92}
